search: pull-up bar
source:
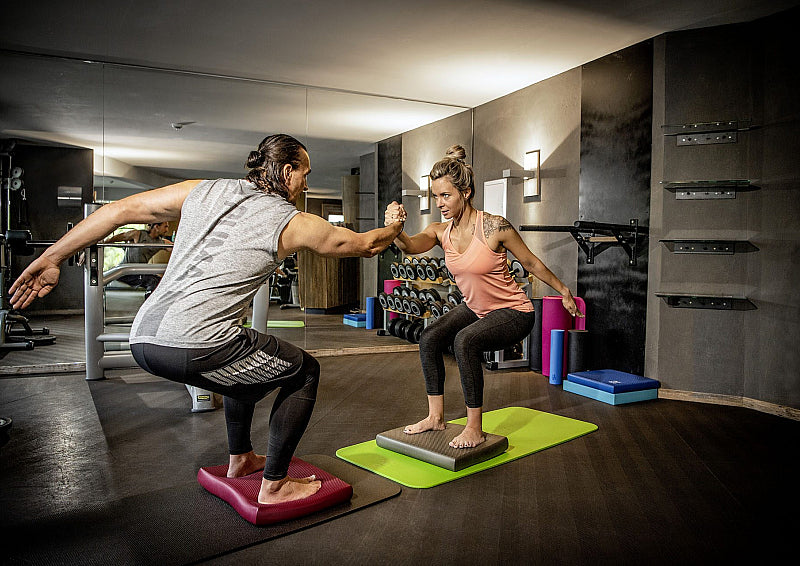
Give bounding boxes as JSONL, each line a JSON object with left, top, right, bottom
{"left": 519, "top": 219, "right": 646, "bottom": 266}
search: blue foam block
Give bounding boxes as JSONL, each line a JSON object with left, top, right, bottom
{"left": 343, "top": 313, "right": 367, "bottom": 322}
{"left": 566, "top": 369, "right": 660, "bottom": 393}
{"left": 343, "top": 318, "right": 366, "bottom": 328}
{"left": 563, "top": 380, "right": 658, "bottom": 405}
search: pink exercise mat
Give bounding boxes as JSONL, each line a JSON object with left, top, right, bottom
{"left": 541, "top": 295, "right": 586, "bottom": 377}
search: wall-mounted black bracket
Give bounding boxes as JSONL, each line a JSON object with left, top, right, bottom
{"left": 661, "top": 180, "right": 759, "bottom": 200}
{"left": 662, "top": 120, "right": 755, "bottom": 146}
{"left": 660, "top": 239, "right": 759, "bottom": 254}
{"left": 655, "top": 293, "right": 756, "bottom": 310}
{"left": 520, "top": 219, "right": 646, "bottom": 266}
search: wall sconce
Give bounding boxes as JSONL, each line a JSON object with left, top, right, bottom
{"left": 502, "top": 149, "right": 540, "bottom": 198}
{"left": 402, "top": 175, "right": 431, "bottom": 213}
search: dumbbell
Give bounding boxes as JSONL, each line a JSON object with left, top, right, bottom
{"left": 396, "top": 319, "right": 413, "bottom": 340}
{"left": 378, "top": 292, "right": 389, "bottom": 310}
{"left": 415, "top": 261, "right": 428, "bottom": 280}
{"left": 401, "top": 297, "right": 412, "bottom": 314}
{"left": 441, "top": 302, "right": 451, "bottom": 314}
{"left": 429, "top": 301, "right": 444, "bottom": 319}
{"left": 425, "top": 261, "right": 440, "bottom": 281}
{"left": 385, "top": 294, "right": 397, "bottom": 311}
{"left": 390, "top": 262, "right": 400, "bottom": 279}
{"left": 509, "top": 259, "right": 528, "bottom": 278}
{"left": 447, "top": 291, "right": 462, "bottom": 306}
{"left": 408, "top": 297, "right": 426, "bottom": 317}
{"left": 407, "top": 320, "right": 424, "bottom": 344}
{"left": 397, "top": 262, "right": 408, "bottom": 279}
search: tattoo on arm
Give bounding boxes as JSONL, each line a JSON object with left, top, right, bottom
{"left": 483, "top": 214, "right": 514, "bottom": 237}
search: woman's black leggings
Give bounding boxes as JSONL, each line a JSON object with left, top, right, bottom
{"left": 131, "top": 328, "right": 319, "bottom": 481}
{"left": 419, "top": 303, "right": 536, "bottom": 408}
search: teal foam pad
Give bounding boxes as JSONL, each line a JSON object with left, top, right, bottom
{"left": 375, "top": 423, "right": 508, "bottom": 471}
{"left": 343, "top": 318, "right": 367, "bottom": 328}
{"left": 336, "top": 407, "right": 597, "bottom": 488}
{"left": 563, "top": 380, "right": 659, "bottom": 405}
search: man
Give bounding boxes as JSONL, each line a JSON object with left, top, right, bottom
{"left": 104, "top": 221, "right": 172, "bottom": 293}
{"left": 10, "top": 134, "right": 404, "bottom": 504}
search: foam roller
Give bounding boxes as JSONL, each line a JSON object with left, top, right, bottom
{"left": 566, "top": 329, "right": 590, "bottom": 374}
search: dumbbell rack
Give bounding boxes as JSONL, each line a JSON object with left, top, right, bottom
{"left": 379, "top": 256, "right": 461, "bottom": 344}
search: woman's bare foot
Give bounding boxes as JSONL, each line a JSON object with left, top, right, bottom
{"left": 449, "top": 427, "right": 486, "bottom": 449}
{"left": 403, "top": 415, "right": 446, "bottom": 434}
{"left": 258, "top": 475, "right": 322, "bottom": 504}
{"left": 227, "top": 451, "right": 266, "bottom": 478}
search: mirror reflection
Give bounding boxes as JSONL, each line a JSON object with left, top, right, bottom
{"left": 0, "top": 49, "right": 466, "bottom": 372}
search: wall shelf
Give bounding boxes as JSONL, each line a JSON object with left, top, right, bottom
{"left": 655, "top": 293, "right": 756, "bottom": 311}
{"left": 661, "top": 179, "right": 759, "bottom": 200}
{"left": 662, "top": 120, "right": 755, "bottom": 145}
{"left": 660, "top": 239, "right": 758, "bottom": 254}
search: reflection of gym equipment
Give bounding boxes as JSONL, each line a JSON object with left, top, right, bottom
{"left": 0, "top": 145, "right": 58, "bottom": 358}
{"left": 80, "top": 204, "right": 217, "bottom": 412}
{"left": 276, "top": 254, "right": 301, "bottom": 310}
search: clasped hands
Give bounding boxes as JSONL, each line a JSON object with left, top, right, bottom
{"left": 385, "top": 201, "right": 407, "bottom": 226}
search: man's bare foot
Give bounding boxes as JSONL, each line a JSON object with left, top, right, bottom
{"left": 449, "top": 427, "right": 486, "bottom": 449}
{"left": 403, "top": 415, "right": 446, "bottom": 434}
{"left": 227, "top": 451, "right": 266, "bottom": 478}
{"left": 258, "top": 475, "right": 322, "bottom": 504}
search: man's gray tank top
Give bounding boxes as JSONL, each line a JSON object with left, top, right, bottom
{"left": 129, "top": 179, "right": 299, "bottom": 348}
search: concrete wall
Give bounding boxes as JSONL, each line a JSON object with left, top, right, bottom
{"left": 473, "top": 71, "right": 582, "bottom": 298}
{"left": 646, "top": 9, "right": 800, "bottom": 410}
{"left": 578, "top": 42, "right": 653, "bottom": 375}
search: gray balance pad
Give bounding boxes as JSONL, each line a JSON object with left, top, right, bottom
{"left": 376, "top": 423, "right": 509, "bottom": 471}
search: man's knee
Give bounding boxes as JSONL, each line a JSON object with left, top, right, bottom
{"left": 301, "top": 351, "right": 320, "bottom": 386}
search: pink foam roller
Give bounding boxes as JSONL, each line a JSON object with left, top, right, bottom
{"left": 383, "top": 279, "right": 401, "bottom": 319}
{"left": 541, "top": 296, "right": 586, "bottom": 376}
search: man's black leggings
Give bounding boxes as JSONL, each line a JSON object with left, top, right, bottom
{"left": 131, "top": 328, "right": 319, "bottom": 480}
{"left": 419, "top": 303, "right": 536, "bottom": 408}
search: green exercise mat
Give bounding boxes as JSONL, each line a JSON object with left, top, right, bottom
{"left": 335, "top": 406, "right": 597, "bottom": 488}
{"left": 243, "top": 320, "right": 305, "bottom": 328}
{"left": 268, "top": 320, "right": 305, "bottom": 328}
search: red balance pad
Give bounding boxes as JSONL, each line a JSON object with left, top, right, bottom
{"left": 197, "top": 456, "right": 353, "bottom": 525}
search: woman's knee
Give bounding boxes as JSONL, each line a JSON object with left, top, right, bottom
{"left": 453, "top": 329, "right": 479, "bottom": 360}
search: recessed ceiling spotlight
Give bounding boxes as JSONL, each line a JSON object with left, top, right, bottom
{"left": 171, "top": 121, "right": 196, "bottom": 130}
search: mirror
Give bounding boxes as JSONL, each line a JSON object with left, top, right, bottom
{"left": 0, "top": 48, "right": 466, "bottom": 367}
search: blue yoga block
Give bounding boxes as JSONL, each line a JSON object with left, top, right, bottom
{"left": 343, "top": 317, "right": 366, "bottom": 328}
{"left": 563, "top": 380, "right": 658, "bottom": 405}
{"left": 566, "top": 369, "right": 660, "bottom": 394}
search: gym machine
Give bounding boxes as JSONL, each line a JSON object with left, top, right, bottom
{"left": 0, "top": 141, "right": 57, "bottom": 359}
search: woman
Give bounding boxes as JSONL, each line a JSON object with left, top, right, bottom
{"left": 385, "top": 145, "right": 582, "bottom": 449}
{"left": 11, "top": 134, "right": 405, "bottom": 503}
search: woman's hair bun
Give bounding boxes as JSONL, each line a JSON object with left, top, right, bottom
{"left": 246, "top": 150, "right": 264, "bottom": 168}
{"left": 445, "top": 144, "right": 467, "bottom": 161}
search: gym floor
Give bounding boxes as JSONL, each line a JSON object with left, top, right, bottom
{"left": 1, "top": 314, "right": 798, "bottom": 564}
